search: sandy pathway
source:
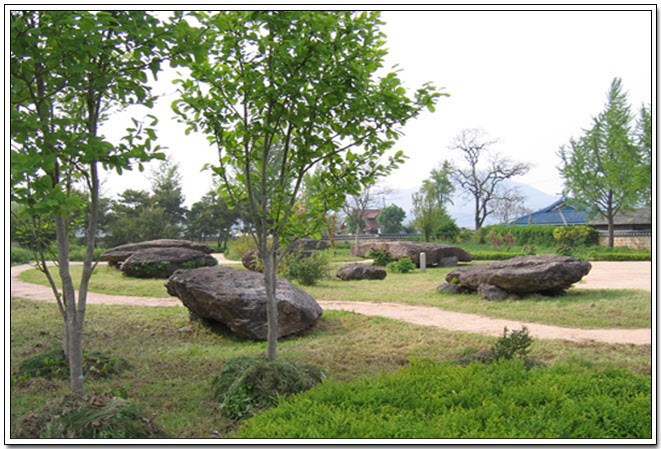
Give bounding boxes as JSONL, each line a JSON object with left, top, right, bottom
{"left": 10, "top": 260, "right": 652, "bottom": 345}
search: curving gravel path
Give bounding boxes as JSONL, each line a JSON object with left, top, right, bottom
{"left": 10, "top": 259, "right": 652, "bottom": 345}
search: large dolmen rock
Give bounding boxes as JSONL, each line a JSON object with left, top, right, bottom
{"left": 336, "top": 263, "right": 387, "bottom": 281}
{"left": 351, "top": 241, "right": 473, "bottom": 267}
{"left": 121, "top": 247, "right": 218, "bottom": 278}
{"left": 101, "top": 239, "right": 214, "bottom": 266}
{"left": 444, "top": 254, "right": 592, "bottom": 297}
{"left": 165, "top": 266, "right": 323, "bottom": 340}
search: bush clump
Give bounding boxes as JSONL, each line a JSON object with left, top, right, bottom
{"left": 16, "top": 347, "right": 130, "bottom": 382}
{"left": 366, "top": 248, "right": 394, "bottom": 266}
{"left": 13, "top": 394, "right": 167, "bottom": 439}
{"left": 11, "top": 246, "right": 34, "bottom": 265}
{"left": 459, "top": 326, "right": 539, "bottom": 368}
{"left": 388, "top": 257, "right": 416, "bottom": 273}
{"left": 281, "top": 249, "right": 330, "bottom": 286}
{"left": 212, "top": 356, "right": 326, "bottom": 420}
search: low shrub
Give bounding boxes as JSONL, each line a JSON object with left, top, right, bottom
{"left": 13, "top": 394, "right": 167, "bottom": 439}
{"left": 180, "top": 257, "right": 219, "bottom": 270}
{"left": 11, "top": 247, "right": 34, "bottom": 265}
{"left": 477, "top": 225, "right": 559, "bottom": 246}
{"left": 233, "top": 359, "right": 652, "bottom": 439}
{"left": 590, "top": 252, "right": 652, "bottom": 261}
{"left": 388, "top": 257, "right": 416, "bottom": 273}
{"left": 281, "top": 250, "right": 330, "bottom": 286}
{"left": 366, "top": 248, "right": 394, "bottom": 266}
{"left": 67, "top": 245, "right": 107, "bottom": 262}
{"left": 15, "top": 346, "right": 130, "bottom": 383}
{"left": 211, "top": 356, "right": 326, "bottom": 420}
{"left": 124, "top": 261, "right": 170, "bottom": 278}
{"left": 459, "top": 326, "right": 539, "bottom": 368}
{"left": 225, "top": 236, "right": 259, "bottom": 261}
{"left": 553, "top": 225, "right": 598, "bottom": 247}
{"left": 470, "top": 252, "right": 526, "bottom": 260}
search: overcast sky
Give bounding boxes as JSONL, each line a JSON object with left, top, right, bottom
{"left": 99, "top": 6, "right": 654, "bottom": 209}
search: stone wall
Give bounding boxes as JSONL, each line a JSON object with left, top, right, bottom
{"left": 597, "top": 232, "right": 651, "bottom": 251}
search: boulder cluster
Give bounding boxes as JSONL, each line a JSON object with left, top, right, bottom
{"left": 100, "top": 239, "right": 217, "bottom": 278}
{"left": 351, "top": 241, "right": 473, "bottom": 267}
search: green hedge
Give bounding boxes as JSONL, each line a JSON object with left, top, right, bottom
{"left": 470, "top": 252, "right": 526, "bottom": 260}
{"left": 234, "top": 359, "right": 651, "bottom": 439}
{"left": 589, "top": 253, "right": 652, "bottom": 261}
{"left": 474, "top": 225, "right": 558, "bottom": 246}
{"left": 11, "top": 247, "right": 34, "bottom": 265}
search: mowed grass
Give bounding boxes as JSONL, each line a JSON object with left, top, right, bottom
{"left": 20, "top": 259, "right": 652, "bottom": 329}
{"left": 9, "top": 298, "right": 652, "bottom": 439}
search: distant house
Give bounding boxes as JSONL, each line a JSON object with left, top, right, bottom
{"left": 510, "top": 199, "right": 651, "bottom": 250}
{"left": 510, "top": 197, "right": 589, "bottom": 226}
{"left": 589, "top": 207, "right": 652, "bottom": 232}
{"left": 362, "top": 209, "right": 382, "bottom": 234}
{"left": 340, "top": 209, "right": 382, "bottom": 235}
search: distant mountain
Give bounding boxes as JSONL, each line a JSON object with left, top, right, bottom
{"left": 389, "top": 181, "right": 559, "bottom": 229}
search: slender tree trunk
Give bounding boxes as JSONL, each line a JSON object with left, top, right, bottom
{"left": 327, "top": 215, "right": 336, "bottom": 256}
{"left": 54, "top": 214, "right": 85, "bottom": 396}
{"left": 262, "top": 244, "right": 279, "bottom": 361}
{"left": 475, "top": 198, "right": 481, "bottom": 230}
{"left": 607, "top": 213, "right": 615, "bottom": 248}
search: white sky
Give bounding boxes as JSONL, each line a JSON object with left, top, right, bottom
{"left": 99, "top": 6, "right": 654, "bottom": 209}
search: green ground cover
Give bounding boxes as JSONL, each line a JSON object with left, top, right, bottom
{"left": 11, "top": 248, "right": 651, "bottom": 439}
{"left": 9, "top": 298, "right": 651, "bottom": 439}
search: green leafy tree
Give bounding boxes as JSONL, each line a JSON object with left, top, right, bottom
{"left": 429, "top": 160, "right": 455, "bottom": 210}
{"left": 186, "top": 189, "right": 242, "bottom": 248}
{"left": 173, "top": 11, "right": 442, "bottom": 361}
{"left": 9, "top": 10, "right": 186, "bottom": 395}
{"left": 449, "top": 128, "right": 530, "bottom": 230}
{"left": 149, "top": 157, "right": 188, "bottom": 234}
{"left": 411, "top": 180, "right": 445, "bottom": 242}
{"left": 634, "top": 104, "right": 651, "bottom": 207}
{"left": 105, "top": 189, "right": 176, "bottom": 247}
{"left": 376, "top": 204, "right": 406, "bottom": 234}
{"left": 559, "top": 78, "right": 648, "bottom": 247}
{"left": 302, "top": 169, "right": 341, "bottom": 254}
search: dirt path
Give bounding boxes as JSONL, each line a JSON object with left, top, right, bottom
{"left": 10, "top": 260, "right": 652, "bottom": 345}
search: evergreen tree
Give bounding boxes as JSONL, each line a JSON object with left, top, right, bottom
{"left": 559, "top": 78, "right": 647, "bottom": 247}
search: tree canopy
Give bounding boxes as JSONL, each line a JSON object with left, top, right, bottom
{"left": 173, "top": 11, "right": 443, "bottom": 360}
{"left": 559, "top": 78, "right": 650, "bottom": 247}
{"left": 10, "top": 10, "right": 189, "bottom": 394}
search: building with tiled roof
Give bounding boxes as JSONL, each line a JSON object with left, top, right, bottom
{"left": 510, "top": 197, "right": 589, "bottom": 226}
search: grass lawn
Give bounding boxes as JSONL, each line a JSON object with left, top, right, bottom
{"left": 10, "top": 253, "right": 652, "bottom": 439}
{"left": 9, "top": 298, "right": 651, "bottom": 439}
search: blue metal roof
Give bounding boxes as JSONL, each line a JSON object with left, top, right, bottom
{"left": 510, "top": 197, "right": 589, "bottom": 226}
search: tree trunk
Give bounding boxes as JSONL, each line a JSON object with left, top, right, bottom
{"left": 54, "top": 214, "right": 85, "bottom": 396}
{"left": 607, "top": 213, "right": 615, "bottom": 248}
{"left": 475, "top": 198, "right": 481, "bottom": 230}
{"left": 261, "top": 244, "right": 279, "bottom": 361}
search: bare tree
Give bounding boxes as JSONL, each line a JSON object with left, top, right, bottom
{"left": 341, "top": 182, "right": 393, "bottom": 244}
{"left": 490, "top": 188, "right": 532, "bottom": 224}
{"left": 449, "top": 129, "right": 530, "bottom": 230}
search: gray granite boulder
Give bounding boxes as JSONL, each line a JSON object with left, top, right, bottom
{"left": 445, "top": 254, "right": 592, "bottom": 297}
{"left": 165, "top": 266, "right": 323, "bottom": 340}
{"left": 101, "top": 239, "right": 214, "bottom": 267}
{"left": 121, "top": 247, "right": 217, "bottom": 278}
{"left": 336, "top": 263, "right": 387, "bottom": 281}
